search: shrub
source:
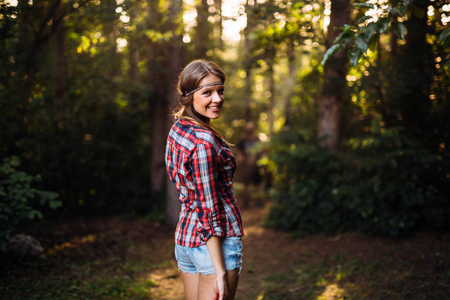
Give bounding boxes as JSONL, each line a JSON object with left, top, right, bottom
{"left": 266, "top": 123, "right": 450, "bottom": 237}
{"left": 0, "top": 156, "right": 61, "bottom": 244}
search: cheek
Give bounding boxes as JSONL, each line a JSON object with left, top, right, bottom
{"left": 193, "top": 97, "right": 204, "bottom": 111}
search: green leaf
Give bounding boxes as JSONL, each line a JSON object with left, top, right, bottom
{"left": 28, "top": 210, "right": 43, "bottom": 220}
{"left": 356, "top": 35, "right": 369, "bottom": 53}
{"left": 365, "top": 23, "right": 377, "bottom": 37}
{"left": 348, "top": 48, "right": 364, "bottom": 66}
{"left": 321, "top": 44, "right": 343, "bottom": 66}
{"left": 389, "top": 7, "right": 399, "bottom": 17}
{"left": 355, "top": 15, "right": 371, "bottom": 25}
{"left": 392, "top": 22, "right": 405, "bottom": 39}
{"left": 355, "top": 23, "right": 377, "bottom": 53}
{"left": 10, "top": 156, "right": 20, "bottom": 167}
{"left": 440, "top": 28, "right": 450, "bottom": 42}
{"left": 341, "top": 32, "right": 357, "bottom": 46}
{"left": 333, "top": 25, "right": 355, "bottom": 45}
{"left": 352, "top": 3, "right": 375, "bottom": 9}
{"left": 49, "top": 200, "right": 62, "bottom": 209}
{"left": 377, "top": 18, "right": 390, "bottom": 34}
{"left": 440, "top": 28, "right": 450, "bottom": 49}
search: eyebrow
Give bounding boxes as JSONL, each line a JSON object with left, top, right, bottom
{"left": 183, "top": 82, "right": 224, "bottom": 97}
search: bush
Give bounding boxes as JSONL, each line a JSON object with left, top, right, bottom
{"left": 266, "top": 122, "right": 450, "bottom": 237}
{"left": 0, "top": 156, "right": 61, "bottom": 244}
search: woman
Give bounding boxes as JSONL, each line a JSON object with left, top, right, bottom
{"left": 165, "top": 59, "right": 244, "bottom": 300}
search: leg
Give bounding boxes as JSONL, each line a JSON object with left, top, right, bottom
{"left": 197, "top": 269, "right": 240, "bottom": 300}
{"left": 180, "top": 271, "right": 199, "bottom": 300}
{"left": 197, "top": 274, "right": 215, "bottom": 300}
{"left": 226, "top": 269, "right": 240, "bottom": 299}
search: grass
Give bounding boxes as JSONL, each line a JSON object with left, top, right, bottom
{"left": 1, "top": 208, "right": 449, "bottom": 300}
{"left": 1, "top": 217, "right": 182, "bottom": 300}
{"left": 244, "top": 242, "right": 450, "bottom": 300}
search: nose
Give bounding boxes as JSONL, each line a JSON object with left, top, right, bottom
{"left": 212, "top": 91, "right": 222, "bottom": 102}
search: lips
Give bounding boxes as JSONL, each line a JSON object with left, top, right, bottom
{"left": 208, "top": 105, "right": 221, "bottom": 112}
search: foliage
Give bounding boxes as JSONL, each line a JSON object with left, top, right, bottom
{"left": 266, "top": 120, "right": 450, "bottom": 237}
{"left": 0, "top": 0, "right": 155, "bottom": 216}
{"left": 322, "top": 0, "right": 450, "bottom": 67}
{"left": 0, "top": 156, "right": 60, "bottom": 244}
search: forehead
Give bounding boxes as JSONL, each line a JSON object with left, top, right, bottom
{"left": 198, "top": 74, "right": 223, "bottom": 87}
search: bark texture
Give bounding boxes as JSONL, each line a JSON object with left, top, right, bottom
{"left": 318, "top": 0, "right": 350, "bottom": 150}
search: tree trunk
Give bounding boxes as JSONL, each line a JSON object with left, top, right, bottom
{"left": 165, "top": 0, "right": 184, "bottom": 227}
{"left": 399, "top": 0, "right": 431, "bottom": 131}
{"left": 146, "top": 0, "right": 167, "bottom": 208}
{"left": 214, "top": 0, "right": 223, "bottom": 49}
{"left": 243, "top": 0, "right": 255, "bottom": 122}
{"left": 128, "top": 3, "right": 141, "bottom": 108}
{"left": 17, "top": 0, "right": 33, "bottom": 128}
{"left": 268, "top": 60, "right": 275, "bottom": 136}
{"left": 165, "top": 47, "right": 183, "bottom": 227}
{"left": 54, "top": 3, "right": 67, "bottom": 126}
{"left": 195, "top": 0, "right": 209, "bottom": 58}
{"left": 283, "top": 41, "right": 296, "bottom": 128}
{"left": 318, "top": 0, "right": 350, "bottom": 150}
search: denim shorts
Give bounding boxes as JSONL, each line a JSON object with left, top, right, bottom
{"left": 174, "top": 237, "right": 243, "bottom": 275}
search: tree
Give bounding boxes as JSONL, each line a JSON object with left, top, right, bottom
{"left": 318, "top": 0, "right": 350, "bottom": 150}
{"left": 165, "top": 0, "right": 184, "bottom": 227}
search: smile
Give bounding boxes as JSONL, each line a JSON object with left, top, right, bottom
{"left": 208, "top": 106, "right": 221, "bottom": 112}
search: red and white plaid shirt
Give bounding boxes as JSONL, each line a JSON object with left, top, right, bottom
{"left": 165, "top": 119, "right": 244, "bottom": 247}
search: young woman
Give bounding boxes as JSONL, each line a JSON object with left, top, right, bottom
{"left": 165, "top": 59, "right": 244, "bottom": 300}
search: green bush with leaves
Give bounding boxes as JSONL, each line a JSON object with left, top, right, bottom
{"left": 266, "top": 121, "right": 450, "bottom": 237}
{"left": 0, "top": 156, "right": 61, "bottom": 244}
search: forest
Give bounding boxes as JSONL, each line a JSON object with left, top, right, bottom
{"left": 1, "top": 0, "right": 450, "bottom": 298}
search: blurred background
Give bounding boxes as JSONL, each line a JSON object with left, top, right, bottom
{"left": 1, "top": 0, "right": 449, "bottom": 241}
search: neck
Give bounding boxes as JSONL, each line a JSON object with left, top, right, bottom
{"left": 192, "top": 107, "right": 210, "bottom": 124}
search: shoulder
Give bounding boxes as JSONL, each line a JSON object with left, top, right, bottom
{"left": 169, "top": 119, "right": 221, "bottom": 153}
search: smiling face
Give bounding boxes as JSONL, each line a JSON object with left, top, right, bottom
{"left": 192, "top": 74, "right": 225, "bottom": 121}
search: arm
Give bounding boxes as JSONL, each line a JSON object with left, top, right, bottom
{"left": 206, "top": 236, "right": 228, "bottom": 300}
{"left": 191, "top": 142, "right": 228, "bottom": 298}
{"left": 191, "top": 143, "right": 224, "bottom": 241}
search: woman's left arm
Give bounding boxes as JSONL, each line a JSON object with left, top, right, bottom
{"left": 206, "top": 236, "right": 228, "bottom": 300}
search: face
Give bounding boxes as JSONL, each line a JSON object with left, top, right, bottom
{"left": 192, "top": 74, "right": 225, "bottom": 121}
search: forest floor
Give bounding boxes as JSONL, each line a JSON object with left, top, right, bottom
{"left": 1, "top": 202, "right": 449, "bottom": 299}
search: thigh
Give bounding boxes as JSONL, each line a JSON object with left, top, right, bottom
{"left": 226, "top": 269, "right": 240, "bottom": 299}
{"left": 197, "top": 269, "right": 240, "bottom": 300}
{"left": 180, "top": 271, "right": 199, "bottom": 300}
{"left": 197, "top": 274, "right": 215, "bottom": 300}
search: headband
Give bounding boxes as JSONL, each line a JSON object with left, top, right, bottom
{"left": 183, "top": 82, "right": 224, "bottom": 97}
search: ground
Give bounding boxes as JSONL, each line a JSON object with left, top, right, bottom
{"left": 1, "top": 204, "right": 449, "bottom": 299}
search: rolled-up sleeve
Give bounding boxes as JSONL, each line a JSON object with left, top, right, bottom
{"left": 191, "top": 143, "right": 224, "bottom": 241}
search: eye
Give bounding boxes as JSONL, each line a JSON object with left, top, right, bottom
{"left": 202, "top": 90, "right": 211, "bottom": 96}
{"left": 218, "top": 88, "right": 225, "bottom": 94}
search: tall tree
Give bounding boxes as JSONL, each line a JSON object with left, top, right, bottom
{"left": 195, "top": 0, "right": 210, "bottom": 58}
{"left": 318, "top": 0, "right": 350, "bottom": 150}
{"left": 165, "top": 0, "right": 184, "bottom": 227}
{"left": 147, "top": 0, "right": 168, "bottom": 204}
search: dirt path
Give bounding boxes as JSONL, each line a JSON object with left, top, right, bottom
{"left": 149, "top": 206, "right": 272, "bottom": 299}
{"left": 149, "top": 204, "right": 450, "bottom": 299}
{"left": 4, "top": 204, "right": 448, "bottom": 299}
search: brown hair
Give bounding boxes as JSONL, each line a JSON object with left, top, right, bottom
{"left": 174, "top": 59, "right": 227, "bottom": 141}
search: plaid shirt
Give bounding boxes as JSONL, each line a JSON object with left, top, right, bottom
{"left": 165, "top": 119, "right": 244, "bottom": 247}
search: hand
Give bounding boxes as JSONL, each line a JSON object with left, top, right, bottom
{"left": 212, "top": 276, "right": 228, "bottom": 300}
